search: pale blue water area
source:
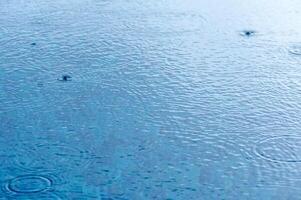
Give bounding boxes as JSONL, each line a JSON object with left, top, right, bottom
{"left": 1, "top": 0, "right": 301, "bottom": 199}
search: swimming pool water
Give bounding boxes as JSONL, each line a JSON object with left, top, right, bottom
{"left": 1, "top": 0, "right": 301, "bottom": 199}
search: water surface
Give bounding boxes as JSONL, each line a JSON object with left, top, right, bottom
{"left": 1, "top": 0, "right": 301, "bottom": 199}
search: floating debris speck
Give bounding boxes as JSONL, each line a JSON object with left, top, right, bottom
{"left": 240, "top": 30, "right": 256, "bottom": 37}
{"left": 58, "top": 75, "right": 72, "bottom": 82}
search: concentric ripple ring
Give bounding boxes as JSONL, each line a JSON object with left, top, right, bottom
{"left": 5, "top": 175, "right": 52, "bottom": 194}
{"left": 254, "top": 136, "right": 301, "bottom": 163}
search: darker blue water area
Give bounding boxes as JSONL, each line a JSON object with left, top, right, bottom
{"left": 1, "top": 0, "right": 301, "bottom": 199}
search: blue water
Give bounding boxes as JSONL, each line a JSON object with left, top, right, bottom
{"left": 1, "top": 0, "right": 301, "bottom": 199}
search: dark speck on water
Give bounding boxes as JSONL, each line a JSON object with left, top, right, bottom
{"left": 241, "top": 30, "right": 256, "bottom": 37}
{"left": 31, "top": 42, "right": 36, "bottom": 46}
{"left": 37, "top": 82, "right": 43, "bottom": 87}
{"left": 59, "top": 75, "right": 72, "bottom": 81}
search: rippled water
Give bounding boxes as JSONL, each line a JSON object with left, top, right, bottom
{"left": 1, "top": 0, "right": 301, "bottom": 199}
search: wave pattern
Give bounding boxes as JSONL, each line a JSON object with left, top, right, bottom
{"left": 1, "top": 0, "right": 301, "bottom": 199}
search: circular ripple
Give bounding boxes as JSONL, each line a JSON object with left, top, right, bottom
{"left": 288, "top": 45, "right": 301, "bottom": 56}
{"left": 4, "top": 175, "right": 52, "bottom": 194}
{"left": 254, "top": 136, "right": 301, "bottom": 163}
